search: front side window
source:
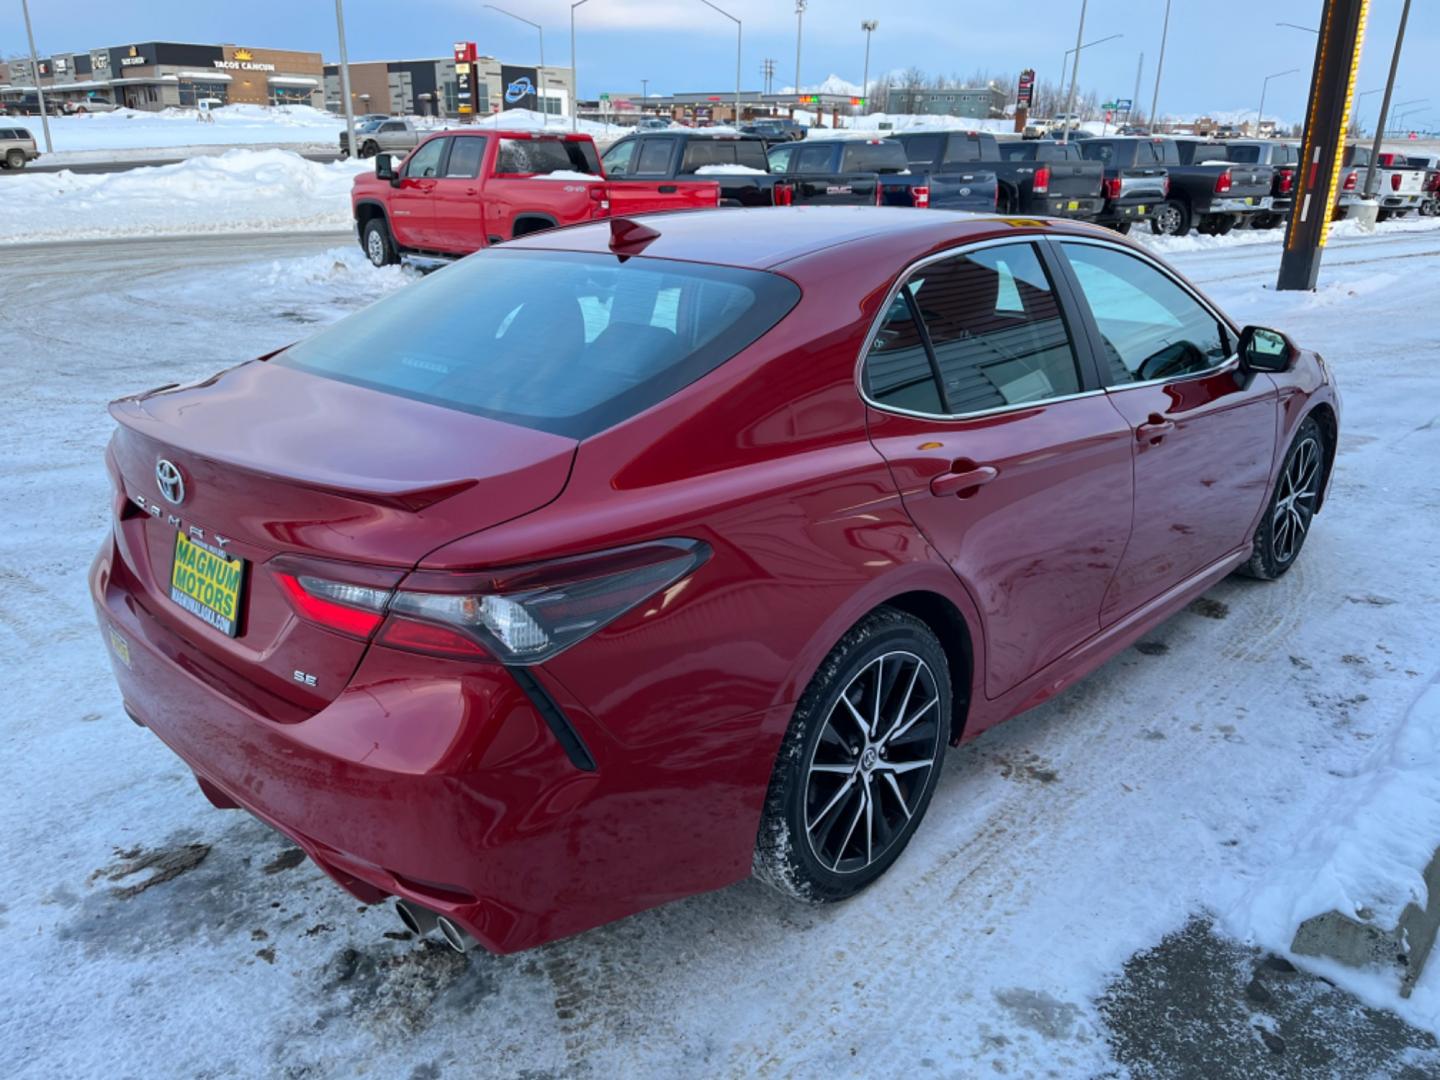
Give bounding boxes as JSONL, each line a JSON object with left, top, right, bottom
{"left": 276, "top": 251, "right": 800, "bottom": 439}
{"left": 1061, "top": 243, "right": 1230, "bottom": 385}
{"left": 405, "top": 138, "right": 447, "bottom": 178}
{"left": 602, "top": 139, "right": 637, "bottom": 176}
{"left": 767, "top": 144, "right": 795, "bottom": 172}
{"left": 1079, "top": 141, "right": 1116, "bottom": 165}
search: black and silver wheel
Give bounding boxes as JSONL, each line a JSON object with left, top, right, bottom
{"left": 1150, "top": 199, "right": 1190, "bottom": 236}
{"left": 1240, "top": 417, "right": 1325, "bottom": 580}
{"left": 360, "top": 139, "right": 379, "bottom": 159}
{"left": 361, "top": 218, "right": 397, "bottom": 267}
{"left": 755, "top": 607, "right": 951, "bottom": 903}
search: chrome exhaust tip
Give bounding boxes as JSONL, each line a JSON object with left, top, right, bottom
{"left": 395, "top": 899, "right": 438, "bottom": 937}
{"left": 435, "top": 915, "right": 476, "bottom": 954}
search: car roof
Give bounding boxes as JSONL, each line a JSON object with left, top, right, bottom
{"left": 505, "top": 206, "right": 1116, "bottom": 272}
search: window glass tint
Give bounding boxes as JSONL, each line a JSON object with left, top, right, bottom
{"left": 495, "top": 138, "right": 598, "bottom": 175}
{"left": 901, "top": 134, "right": 942, "bottom": 165}
{"left": 1226, "top": 144, "right": 1260, "bottom": 163}
{"left": 863, "top": 291, "right": 943, "bottom": 414}
{"left": 1062, "top": 243, "right": 1230, "bottom": 385}
{"left": 1276, "top": 144, "right": 1299, "bottom": 165}
{"left": 1156, "top": 140, "right": 1180, "bottom": 164}
{"left": 795, "top": 143, "right": 834, "bottom": 171}
{"left": 1079, "top": 141, "right": 1115, "bottom": 165}
{"left": 681, "top": 140, "right": 738, "bottom": 171}
{"left": 405, "top": 138, "right": 447, "bottom": 178}
{"left": 602, "top": 139, "right": 637, "bottom": 176}
{"left": 444, "top": 137, "right": 485, "bottom": 178}
{"left": 734, "top": 141, "right": 769, "bottom": 170}
{"left": 381, "top": 122, "right": 405, "bottom": 133}
{"left": 636, "top": 139, "right": 673, "bottom": 174}
{"left": 942, "top": 136, "right": 983, "bottom": 163}
{"left": 841, "top": 141, "right": 909, "bottom": 173}
{"left": 275, "top": 252, "right": 799, "bottom": 439}
{"left": 911, "top": 244, "right": 1079, "bottom": 413}
{"left": 997, "top": 142, "right": 1039, "bottom": 161}
{"left": 767, "top": 144, "right": 795, "bottom": 172}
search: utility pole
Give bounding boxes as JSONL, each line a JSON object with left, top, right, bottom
{"left": 1131, "top": 52, "right": 1143, "bottom": 125}
{"left": 20, "top": 0, "right": 53, "bottom": 152}
{"left": 1149, "top": 0, "right": 1171, "bottom": 133}
{"left": 1364, "top": 0, "right": 1411, "bottom": 198}
{"left": 861, "top": 21, "right": 878, "bottom": 116}
{"left": 1061, "top": 0, "right": 1087, "bottom": 145}
{"left": 333, "top": 0, "right": 356, "bottom": 158}
{"left": 570, "top": 0, "right": 589, "bottom": 132}
{"left": 641, "top": 78, "right": 649, "bottom": 114}
{"left": 794, "top": 0, "right": 807, "bottom": 100}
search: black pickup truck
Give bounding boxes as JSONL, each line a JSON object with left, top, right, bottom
{"left": 768, "top": 136, "right": 997, "bottom": 212}
{"left": 599, "top": 130, "right": 881, "bottom": 207}
{"left": 896, "top": 131, "right": 1101, "bottom": 218}
{"left": 1074, "top": 137, "right": 1171, "bottom": 233}
{"left": 1223, "top": 140, "right": 1299, "bottom": 228}
{"left": 859, "top": 132, "right": 999, "bottom": 212}
{"left": 1156, "top": 139, "right": 1275, "bottom": 236}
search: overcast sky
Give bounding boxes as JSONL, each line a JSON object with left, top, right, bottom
{"left": 3, "top": 0, "right": 1435, "bottom": 123}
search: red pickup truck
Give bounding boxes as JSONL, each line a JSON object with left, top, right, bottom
{"left": 353, "top": 129, "right": 720, "bottom": 267}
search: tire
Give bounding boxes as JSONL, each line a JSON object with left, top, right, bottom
{"left": 1111, "top": 220, "right": 1133, "bottom": 235}
{"left": 1197, "top": 215, "right": 1235, "bottom": 236}
{"left": 1239, "top": 416, "right": 1325, "bottom": 581}
{"left": 1376, "top": 209, "right": 1394, "bottom": 223}
{"left": 361, "top": 218, "right": 397, "bottom": 268}
{"left": 5, "top": 150, "right": 24, "bottom": 170}
{"left": 754, "top": 607, "right": 952, "bottom": 904}
{"left": 1150, "top": 199, "right": 1190, "bottom": 236}
{"left": 360, "top": 140, "right": 379, "bottom": 159}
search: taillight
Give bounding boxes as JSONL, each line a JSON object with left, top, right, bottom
{"left": 1163, "top": 174, "right": 1171, "bottom": 197}
{"left": 588, "top": 185, "right": 611, "bottom": 216}
{"left": 274, "top": 573, "right": 389, "bottom": 639}
{"left": 911, "top": 185, "right": 930, "bottom": 209}
{"left": 1343, "top": 170, "right": 1358, "bottom": 192}
{"left": 1101, "top": 176, "right": 1121, "bottom": 200}
{"left": 1278, "top": 168, "right": 1295, "bottom": 195}
{"left": 1214, "top": 169, "right": 1232, "bottom": 194}
{"left": 774, "top": 181, "right": 794, "bottom": 207}
{"left": 376, "top": 539, "right": 711, "bottom": 664}
{"left": 1033, "top": 165, "right": 1051, "bottom": 195}
{"left": 1391, "top": 172, "right": 1403, "bottom": 192}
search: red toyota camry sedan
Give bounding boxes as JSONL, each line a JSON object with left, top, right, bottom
{"left": 92, "top": 207, "right": 1338, "bottom": 954}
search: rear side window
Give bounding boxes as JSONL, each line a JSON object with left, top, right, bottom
{"left": 275, "top": 252, "right": 800, "bottom": 439}
{"left": 997, "top": 142, "right": 1039, "bottom": 162}
{"left": 495, "top": 138, "right": 600, "bottom": 175}
{"left": 444, "top": 137, "right": 486, "bottom": 178}
{"left": 863, "top": 243, "right": 1081, "bottom": 416}
{"left": 901, "top": 134, "right": 942, "bottom": 165}
{"left": 841, "top": 141, "right": 909, "bottom": 173}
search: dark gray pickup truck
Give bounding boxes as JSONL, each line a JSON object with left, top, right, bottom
{"left": 894, "top": 131, "right": 1099, "bottom": 218}
{"left": 1156, "top": 139, "right": 1275, "bottom": 235}
{"left": 1076, "top": 137, "right": 1172, "bottom": 233}
{"left": 769, "top": 136, "right": 999, "bottom": 212}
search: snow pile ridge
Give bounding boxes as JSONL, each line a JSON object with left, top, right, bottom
{"left": 694, "top": 164, "right": 769, "bottom": 175}
{"left": 1223, "top": 674, "right": 1440, "bottom": 948}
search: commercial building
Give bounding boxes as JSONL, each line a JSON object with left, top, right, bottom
{"left": 322, "top": 57, "right": 575, "bottom": 118}
{"left": 1, "top": 42, "right": 324, "bottom": 111}
{"left": 881, "top": 84, "right": 1008, "bottom": 118}
{"left": 588, "top": 89, "right": 867, "bottom": 126}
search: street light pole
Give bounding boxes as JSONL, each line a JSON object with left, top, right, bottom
{"left": 641, "top": 79, "right": 649, "bottom": 116}
{"left": 1149, "top": 0, "right": 1171, "bottom": 133}
{"left": 333, "top": 0, "right": 356, "bottom": 158}
{"left": 1061, "top": 0, "right": 1087, "bottom": 146}
{"left": 698, "top": 0, "right": 742, "bottom": 123}
{"left": 570, "top": 0, "right": 589, "bottom": 132}
{"left": 861, "top": 20, "right": 877, "bottom": 117}
{"left": 20, "top": 0, "right": 53, "bottom": 152}
{"left": 1257, "top": 68, "right": 1299, "bottom": 137}
{"left": 486, "top": 4, "right": 546, "bottom": 125}
{"left": 1351, "top": 87, "right": 1382, "bottom": 135}
{"left": 794, "top": 0, "right": 807, "bottom": 103}
{"left": 1365, "top": 0, "right": 1412, "bottom": 197}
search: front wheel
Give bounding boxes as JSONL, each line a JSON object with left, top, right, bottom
{"left": 754, "top": 607, "right": 951, "bottom": 903}
{"left": 1150, "top": 199, "right": 1190, "bottom": 236}
{"left": 5, "top": 149, "right": 25, "bottom": 170}
{"left": 361, "top": 218, "right": 397, "bottom": 267}
{"left": 1239, "top": 416, "right": 1325, "bottom": 581}
{"left": 1111, "top": 220, "right": 1133, "bottom": 235}
{"left": 360, "top": 140, "right": 379, "bottom": 159}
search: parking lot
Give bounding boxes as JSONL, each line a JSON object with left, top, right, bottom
{"left": 2, "top": 215, "right": 1438, "bottom": 1076}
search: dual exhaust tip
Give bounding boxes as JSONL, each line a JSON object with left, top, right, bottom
{"left": 395, "top": 898, "right": 475, "bottom": 954}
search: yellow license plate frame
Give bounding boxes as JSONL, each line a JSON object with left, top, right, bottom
{"left": 170, "top": 531, "right": 245, "bottom": 637}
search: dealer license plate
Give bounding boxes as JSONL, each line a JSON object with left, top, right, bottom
{"left": 170, "top": 531, "right": 246, "bottom": 637}
{"left": 1245, "top": 197, "right": 1255, "bottom": 205}
{"left": 1067, "top": 200, "right": 1080, "bottom": 210}
{"left": 1136, "top": 205, "right": 1147, "bottom": 214}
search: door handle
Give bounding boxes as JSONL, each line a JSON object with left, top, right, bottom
{"left": 1137, "top": 413, "right": 1175, "bottom": 444}
{"left": 930, "top": 464, "right": 998, "bottom": 498}
{"left": 465, "top": 187, "right": 479, "bottom": 195}
{"left": 658, "top": 184, "right": 678, "bottom": 193}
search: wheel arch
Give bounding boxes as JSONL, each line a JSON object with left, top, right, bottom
{"left": 879, "top": 590, "right": 976, "bottom": 742}
{"left": 1305, "top": 401, "right": 1339, "bottom": 513}
{"left": 354, "top": 199, "right": 389, "bottom": 230}
{"left": 511, "top": 213, "right": 560, "bottom": 239}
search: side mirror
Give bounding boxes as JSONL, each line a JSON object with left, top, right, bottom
{"left": 1238, "top": 325, "right": 1296, "bottom": 374}
{"left": 375, "top": 153, "right": 398, "bottom": 184}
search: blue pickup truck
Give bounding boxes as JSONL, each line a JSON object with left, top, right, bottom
{"left": 768, "top": 136, "right": 998, "bottom": 212}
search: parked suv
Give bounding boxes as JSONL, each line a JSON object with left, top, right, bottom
{"left": 0, "top": 126, "right": 39, "bottom": 170}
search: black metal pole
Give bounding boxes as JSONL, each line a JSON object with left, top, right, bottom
{"left": 1277, "top": 0, "right": 1370, "bottom": 292}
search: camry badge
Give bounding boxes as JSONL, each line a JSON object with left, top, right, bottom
{"left": 156, "top": 459, "right": 185, "bottom": 505}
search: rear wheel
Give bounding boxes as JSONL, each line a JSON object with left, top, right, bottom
{"left": 1151, "top": 199, "right": 1190, "bottom": 236}
{"left": 5, "top": 149, "right": 24, "bottom": 170}
{"left": 360, "top": 140, "right": 380, "bottom": 159}
{"left": 1239, "top": 416, "right": 1325, "bottom": 581}
{"left": 1197, "top": 214, "right": 1235, "bottom": 236}
{"left": 1111, "top": 220, "right": 1133, "bottom": 235}
{"left": 361, "top": 218, "right": 397, "bottom": 268}
{"left": 754, "top": 607, "right": 951, "bottom": 903}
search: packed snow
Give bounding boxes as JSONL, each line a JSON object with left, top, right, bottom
{"left": 22, "top": 103, "right": 346, "bottom": 154}
{"left": 2, "top": 213, "right": 1440, "bottom": 1076}
{"left": 694, "top": 163, "right": 770, "bottom": 175}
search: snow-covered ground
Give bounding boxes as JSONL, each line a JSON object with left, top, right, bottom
{"left": 24, "top": 103, "right": 346, "bottom": 154}
{"left": 1, "top": 221, "right": 1439, "bottom": 1076}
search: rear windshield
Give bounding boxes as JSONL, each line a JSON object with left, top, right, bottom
{"left": 1079, "top": 140, "right": 1131, "bottom": 165}
{"left": 899, "top": 134, "right": 943, "bottom": 165}
{"left": 679, "top": 139, "right": 770, "bottom": 172}
{"left": 495, "top": 138, "right": 601, "bottom": 175}
{"left": 839, "top": 141, "right": 909, "bottom": 173}
{"left": 1225, "top": 144, "right": 1260, "bottom": 163}
{"left": 1176, "top": 142, "right": 1229, "bottom": 165}
{"left": 998, "top": 142, "right": 1079, "bottom": 161}
{"left": 275, "top": 251, "right": 800, "bottom": 439}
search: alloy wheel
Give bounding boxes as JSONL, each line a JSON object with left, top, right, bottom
{"left": 1272, "top": 436, "right": 1321, "bottom": 564}
{"left": 804, "top": 651, "right": 941, "bottom": 875}
{"left": 1155, "top": 205, "right": 1182, "bottom": 235}
{"left": 366, "top": 229, "right": 386, "bottom": 266}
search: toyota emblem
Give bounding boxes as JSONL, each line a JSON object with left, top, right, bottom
{"left": 155, "top": 459, "right": 185, "bottom": 505}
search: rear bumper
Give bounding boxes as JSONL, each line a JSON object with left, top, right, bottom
{"left": 1096, "top": 197, "right": 1159, "bottom": 224}
{"left": 1044, "top": 195, "right": 1102, "bottom": 217}
{"left": 90, "top": 530, "right": 766, "bottom": 953}
{"left": 1205, "top": 195, "right": 1273, "bottom": 214}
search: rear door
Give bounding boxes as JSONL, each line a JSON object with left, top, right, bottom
{"left": 605, "top": 136, "right": 719, "bottom": 214}
{"left": 863, "top": 239, "right": 1135, "bottom": 699}
{"left": 430, "top": 134, "right": 488, "bottom": 253}
{"left": 1053, "top": 239, "right": 1277, "bottom": 622}
{"left": 389, "top": 136, "right": 447, "bottom": 247}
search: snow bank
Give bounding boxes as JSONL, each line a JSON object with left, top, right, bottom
{"left": 830, "top": 111, "right": 1014, "bottom": 135}
{"left": 33, "top": 104, "right": 345, "bottom": 153}
{"left": 0, "top": 149, "right": 367, "bottom": 243}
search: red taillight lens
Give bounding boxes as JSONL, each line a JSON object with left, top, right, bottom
{"left": 1214, "top": 169, "right": 1232, "bottom": 194}
{"left": 1101, "top": 176, "right": 1121, "bottom": 200}
{"left": 1278, "top": 168, "right": 1295, "bottom": 195}
{"left": 274, "top": 572, "right": 387, "bottom": 639}
{"left": 1343, "top": 170, "right": 1358, "bottom": 192}
{"left": 1163, "top": 174, "right": 1171, "bottom": 197}
{"left": 911, "top": 185, "right": 930, "bottom": 209}
{"left": 1391, "top": 172, "right": 1403, "bottom": 192}
{"left": 774, "top": 181, "right": 794, "bottom": 207}
{"left": 379, "top": 538, "right": 711, "bottom": 664}
{"left": 1033, "top": 165, "right": 1051, "bottom": 194}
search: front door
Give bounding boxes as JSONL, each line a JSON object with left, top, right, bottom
{"left": 429, "top": 135, "right": 488, "bottom": 253}
{"left": 864, "top": 240, "right": 1136, "bottom": 699}
{"left": 1053, "top": 239, "right": 1278, "bottom": 623}
{"left": 388, "top": 136, "right": 447, "bottom": 248}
